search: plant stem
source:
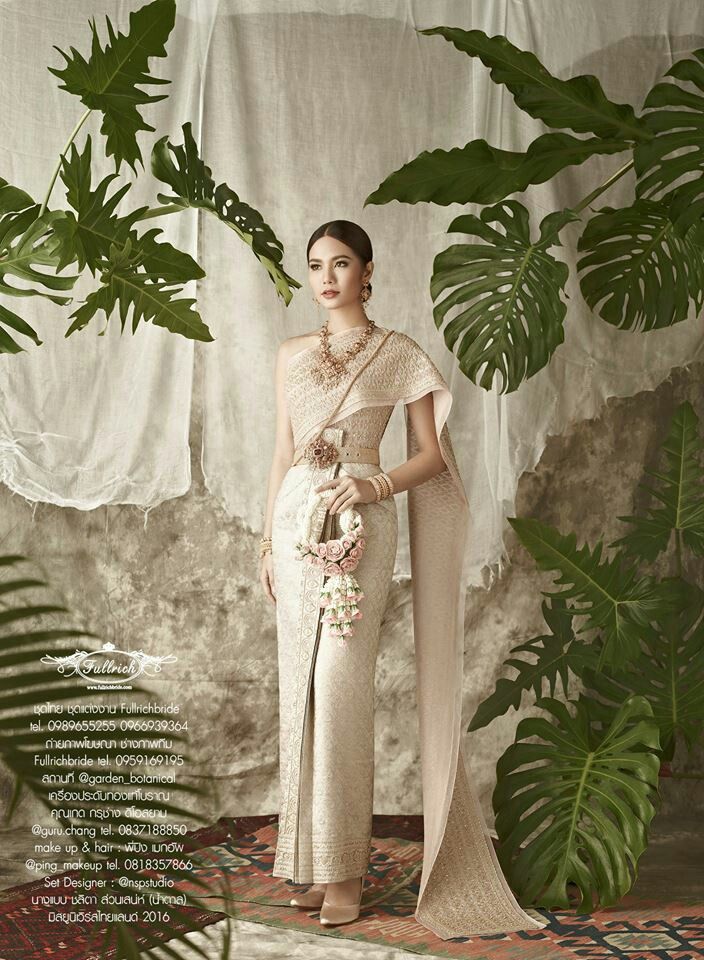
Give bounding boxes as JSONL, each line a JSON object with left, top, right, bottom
{"left": 39, "top": 107, "right": 92, "bottom": 218}
{"left": 134, "top": 204, "right": 184, "bottom": 221}
{"left": 540, "top": 158, "right": 635, "bottom": 248}
{"left": 675, "top": 527, "right": 682, "bottom": 578}
{"left": 570, "top": 159, "right": 635, "bottom": 216}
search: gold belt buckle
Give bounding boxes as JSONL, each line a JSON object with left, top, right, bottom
{"left": 303, "top": 436, "right": 339, "bottom": 468}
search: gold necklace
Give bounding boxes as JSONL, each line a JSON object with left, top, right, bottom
{"left": 312, "top": 319, "right": 376, "bottom": 386}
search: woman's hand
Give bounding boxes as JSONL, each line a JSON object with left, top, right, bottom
{"left": 260, "top": 552, "right": 276, "bottom": 605}
{"left": 314, "top": 475, "right": 377, "bottom": 514}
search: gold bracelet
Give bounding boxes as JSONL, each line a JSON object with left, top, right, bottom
{"left": 370, "top": 472, "right": 393, "bottom": 501}
{"left": 380, "top": 471, "right": 394, "bottom": 495}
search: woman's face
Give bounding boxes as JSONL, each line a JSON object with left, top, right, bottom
{"left": 307, "top": 236, "right": 372, "bottom": 310}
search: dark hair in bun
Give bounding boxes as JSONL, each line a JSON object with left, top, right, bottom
{"left": 306, "top": 220, "right": 373, "bottom": 297}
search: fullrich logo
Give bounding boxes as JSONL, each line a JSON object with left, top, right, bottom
{"left": 41, "top": 642, "right": 177, "bottom": 686}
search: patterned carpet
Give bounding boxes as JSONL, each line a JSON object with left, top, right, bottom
{"left": 0, "top": 814, "right": 702, "bottom": 959}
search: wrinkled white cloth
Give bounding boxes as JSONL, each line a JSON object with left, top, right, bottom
{"left": 0, "top": 0, "right": 701, "bottom": 587}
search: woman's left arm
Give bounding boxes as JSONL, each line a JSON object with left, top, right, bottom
{"left": 316, "top": 392, "right": 447, "bottom": 513}
{"left": 383, "top": 391, "right": 446, "bottom": 496}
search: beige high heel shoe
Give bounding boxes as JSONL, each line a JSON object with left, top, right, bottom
{"left": 290, "top": 883, "right": 326, "bottom": 909}
{"left": 319, "top": 876, "right": 364, "bottom": 926}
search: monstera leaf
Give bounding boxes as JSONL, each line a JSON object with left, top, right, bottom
{"left": 53, "top": 135, "right": 204, "bottom": 285}
{"left": 468, "top": 597, "right": 597, "bottom": 732}
{"left": 635, "top": 48, "right": 704, "bottom": 233}
{"left": 576, "top": 199, "right": 704, "bottom": 330}
{"left": 577, "top": 581, "right": 704, "bottom": 762}
{"left": 48, "top": 0, "right": 175, "bottom": 173}
{"left": 151, "top": 122, "right": 300, "bottom": 304}
{"left": 418, "top": 27, "right": 647, "bottom": 140}
{"left": 0, "top": 552, "right": 234, "bottom": 957}
{"left": 428, "top": 202, "right": 579, "bottom": 392}
{"left": 364, "top": 133, "right": 631, "bottom": 207}
{"left": 610, "top": 401, "right": 704, "bottom": 561}
{"left": 0, "top": 178, "right": 77, "bottom": 353}
{"left": 493, "top": 695, "right": 660, "bottom": 911}
{"left": 364, "top": 26, "right": 645, "bottom": 208}
{"left": 66, "top": 236, "right": 211, "bottom": 340}
{"left": 508, "top": 516, "right": 685, "bottom": 670}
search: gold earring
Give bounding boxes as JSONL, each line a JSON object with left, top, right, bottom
{"left": 360, "top": 281, "right": 371, "bottom": 303}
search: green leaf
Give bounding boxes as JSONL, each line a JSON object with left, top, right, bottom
{"left": 610, "top": 401, "right": 704, "bottom": 561}
{"left": 151, "top": 121, "right": 301, "bottom": 304}
{"left": 48, "top": 0, "right": 176, "bottom": 173}
{"left": 365, "top": 132, "right": 631, "bottom": 207}
{"left": 0, "top": 178, "right": 78, "bottom": 352}
{"left": 416, "top": 26, "right": 648, "bottom": 141}
{"left": 0, "top": 302, "right": 42, "bottom": 354}
{"left": 576, "top": 198, "right": 704, "bottom": 329}
{"left": 429, "top": 201, "right": 579, "bottom": 392}
{"left": 494, "top": 695, "right": 660, "bottom": 911}
{"left": 53, "top": 135, "right": 147, "bottom": 273}
{"left": 468, "top": 597, "right": 597, "bottom": 732}
{"left": 66, "top": 236, "right": 212, "bottom": 341}
{"left": 53, "top": 135, "right": 204, "bottom": 283}
{"left": 579, "top": 580, "right": 704, "bottom": 760}
{"left": 635, "top": 48, "right": 704, "bottom": 233}
{"left": 508, "top": 516, "right": 682, "bottom": 670}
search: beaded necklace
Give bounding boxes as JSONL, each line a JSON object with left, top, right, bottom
{"left": 311, "top": 318, "right": 376, "bottom": 385}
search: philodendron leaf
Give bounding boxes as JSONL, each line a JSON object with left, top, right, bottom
{"left": 53, "top": 135, "right": 148, "bottom": 274}
{"left": 151, "top": 121, "right": 301, "bottom": 304}
{"left": 508, "top": 516, "right": 682, "bottom": 671}
{"left": 48, "top": 0, "right": 175, "bottom": 173}
{"left": 0, "top": 178, "right": 78, "bottom": 352}
{"left": 610, "top": 401, "right": 704, "bottom": 561}
{"left": 493, "top": 695, "right": 660, "bottom": 912}
{"left": 416, "top": 26, "right": 648, "bottom": 141}
{"left": 66, "top": 236, "right": 211, "bottom": 341}
{"left": 468, "top": 597, "right": 597, "bottom": 732}
{"left": 53, "top": 135, "right": 204, "bottom": 283}
{"left": 576, "top": 199, "right": 704, "bottom": 330}
{"left": 579, "top": 579, "right": 704, "bottom": 761}
{"left": 364, "top": 132, "right": 630, "bottom": 207}
{"left": 429, "top": 202, "right": 579, "bottom": 393}
{"left": 635, "top": 48, "right": 704, "bottom": 234}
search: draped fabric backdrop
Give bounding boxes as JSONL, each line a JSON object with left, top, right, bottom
{"left": 1, "top": 0, "right": 702, "bottom": 589}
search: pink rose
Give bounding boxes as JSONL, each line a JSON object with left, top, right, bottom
{"left": 356, "top": 537, "right": 366, "bottom": 550}
{"left": 340, "top": 556, "right": 358, "bottom": 573}
{"left": 341, "top": 535, "right": 354, "bottom": 550}
{"left": 349, "top": 545, "right": 362, "bottom": 560}
{"left": 316, "top": 543, "right": 327, "bottom": 559}
{"left": 324, "top": 561, "right": 342, "bottom": 576}
{"left": 325, "top": 539, "right": 345, "bottom": 561}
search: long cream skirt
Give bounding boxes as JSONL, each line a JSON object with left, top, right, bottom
{"left": 271, "top": 456, "right": 398, "bottom": 883}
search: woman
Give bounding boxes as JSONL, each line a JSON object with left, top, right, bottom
{"left": 259, "top": 220, "right": 546, "bottom": 938}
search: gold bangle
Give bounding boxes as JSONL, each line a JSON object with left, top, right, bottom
{"left": 381, "top": 471, "right": 394, "bottom": 495}
{"left": 369, "top": 475, "right": 383, "bottom": 502}
{"left": 371, "top": 473, "right": 390, "bottom": 501}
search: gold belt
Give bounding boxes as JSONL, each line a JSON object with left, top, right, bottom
{"left": 293, "top": 437, "right": 380, "bottom": 468}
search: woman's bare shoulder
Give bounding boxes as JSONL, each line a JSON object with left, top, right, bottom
{"left": 278, "top": 330, "right": 319, "bottom": 360}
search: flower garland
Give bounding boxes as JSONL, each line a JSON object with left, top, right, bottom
{"left": 294, "top": 490, "right": 366, "bottom": 646}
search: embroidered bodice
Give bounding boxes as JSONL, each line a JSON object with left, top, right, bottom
{"left": 285, "top": 325, "right": 396, "bottom": 449}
